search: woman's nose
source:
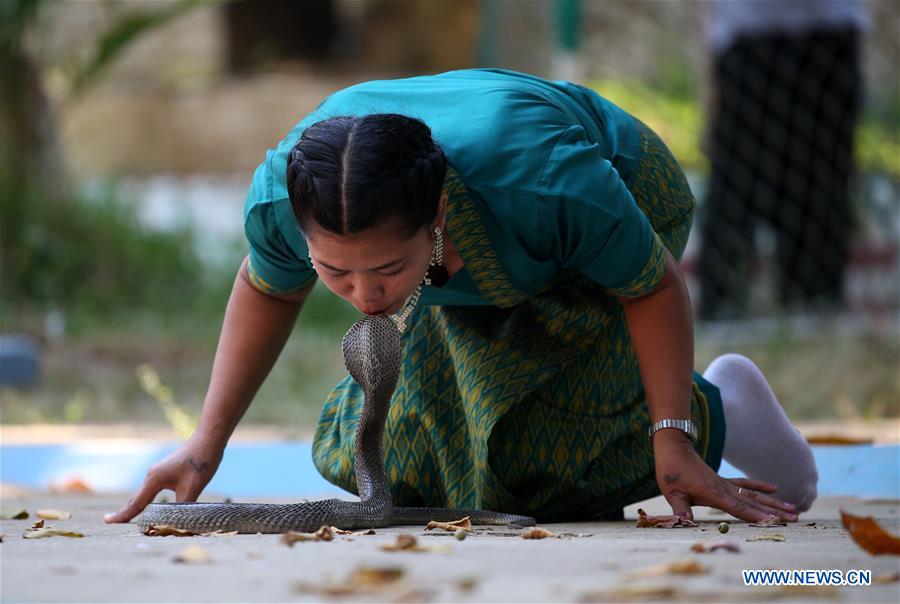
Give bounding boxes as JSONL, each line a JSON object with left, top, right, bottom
{"left": 352, "top": 274, "right": 384, "bottom": 304}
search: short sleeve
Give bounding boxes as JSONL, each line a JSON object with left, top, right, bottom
{"left": 539, "top": 126, "right": 666, "bottom": 297}
{"left": 243, "top": 163, "right": 315, "bottom": 295}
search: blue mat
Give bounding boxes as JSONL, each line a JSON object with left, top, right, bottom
{"left": 1, "top": 443, "right": 897, "bottom": 500}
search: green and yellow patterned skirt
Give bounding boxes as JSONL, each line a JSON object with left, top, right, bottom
{"left": 312, "top": 121, "right": 726, "bottom": 522}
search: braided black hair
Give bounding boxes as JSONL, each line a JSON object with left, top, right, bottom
{"left": 287, "top": 114, "right": 447, "bottom": 238}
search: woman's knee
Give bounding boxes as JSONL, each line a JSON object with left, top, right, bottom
{"left": 704, "top": 353, "right": 763, "bottom": 383}
{"left": 702, "top": 353, "right": 769, "bottom": 402}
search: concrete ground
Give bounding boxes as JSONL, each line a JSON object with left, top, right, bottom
{"left": 1, "top": 489, "right": 898, "bottom": 603}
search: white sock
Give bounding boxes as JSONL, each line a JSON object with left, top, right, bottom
{"left": 703, "top": 353, "right": 818, "bottom": 512}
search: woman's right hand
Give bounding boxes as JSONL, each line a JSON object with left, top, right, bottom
{"left": 103, "top": 433, "right": 224, "bottom": 524}
{"left": 104, "top": 260, "right": 309, "bottom": 525}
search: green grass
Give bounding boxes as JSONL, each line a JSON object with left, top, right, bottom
{"left": 695, "top": 325, "right": 899, "bottom": 422}
{"left": 0, "top": 281, "right": 359, "bottom": 431}
{"left": 0, "top": 173, "right": 360, "bottom": 431}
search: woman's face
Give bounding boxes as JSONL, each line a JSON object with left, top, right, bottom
{"left": 305, "top": 217, "right": 434, "bottom": 316}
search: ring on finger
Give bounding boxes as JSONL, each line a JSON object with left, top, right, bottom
{"left": 737, "top": 487, "right": 743, "bottom": 495}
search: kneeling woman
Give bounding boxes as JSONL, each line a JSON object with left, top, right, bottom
{"left": 107, "top": 69, "right": 817, "bottom": 525}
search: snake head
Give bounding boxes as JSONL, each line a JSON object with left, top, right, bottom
{"left": 341, "top": 315, "right": 402, "bottom": 394}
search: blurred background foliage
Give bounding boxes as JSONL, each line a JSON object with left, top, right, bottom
{"left": 1, "top": 0, "right": 897, "bottom": 431}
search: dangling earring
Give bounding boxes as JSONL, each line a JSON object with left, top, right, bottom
{"left": 307, "top": 250, "right": 316, "bottom": 271}
{"left": 424, "top": 225, "right": 449, "bottom": 287}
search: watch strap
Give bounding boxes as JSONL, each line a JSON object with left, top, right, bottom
{"left": 648, "top": 418, "right": 698, "bottom": 442}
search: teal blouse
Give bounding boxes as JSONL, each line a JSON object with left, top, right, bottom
{"left": 244, "top": 68, "right": 664, "bottom": 306}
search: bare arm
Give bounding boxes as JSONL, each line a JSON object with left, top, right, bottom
{"left": 619, "top": 251, "right": 796, "bottom": 523}
{"left": 105, "top": 256, "right": 315, "bottom": 522}
{"left": 619, "top": 248, "right": 694, "bottom": 433}
{"left": 196, "top": 255, "right": 315, "bottom": 449}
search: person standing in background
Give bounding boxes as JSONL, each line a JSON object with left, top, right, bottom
{"left": 698, "top": 0, "right": 868, "bottom": 320}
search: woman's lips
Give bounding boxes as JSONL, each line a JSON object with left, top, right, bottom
{"left": 364, "top": 305, "right": 391, "bottom": 316}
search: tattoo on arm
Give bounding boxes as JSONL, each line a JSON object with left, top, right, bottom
{"left": 664, "top": 473, "right": 680, "bottom": 485}
{"left": 187, "top": 457, "right": 209, "bottom": 473}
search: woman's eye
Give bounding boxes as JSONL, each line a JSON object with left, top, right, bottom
{"left": 381, "top": 268, "right": 404, "bottom": 277}
{"left": 328, "top": 271, "right": 348, "bottom": 279}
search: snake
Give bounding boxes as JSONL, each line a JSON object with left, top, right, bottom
{"left": 134, "top": 314, "right": 536, "bottom": 533}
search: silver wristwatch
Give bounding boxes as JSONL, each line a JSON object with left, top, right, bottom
{"left": 648, "top": 418, "right": 698, "bottom": 442}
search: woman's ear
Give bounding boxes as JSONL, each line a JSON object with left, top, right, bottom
{"left": 435, "top": 193, "right": 449, "bottom": 230}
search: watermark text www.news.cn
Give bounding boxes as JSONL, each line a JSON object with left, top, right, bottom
{"left": 743, "top": 569, "right": 871, "bottom": 587}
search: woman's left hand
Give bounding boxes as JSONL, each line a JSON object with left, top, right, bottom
{"left": 653, "top": 430, "right": 798, "bottom": 523}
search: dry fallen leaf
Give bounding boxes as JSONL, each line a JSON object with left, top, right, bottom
{"left": 627, "top": 559, "right": 709, "bottom": 578}
{"left": 350, "top": 566, "right": 405, "bottom": 586}
{"left": 173, "top": 545, "right": 211, "bottom": 564}
{"left": 0, "top": 533, "right": 4, "bottom": 542}
{"left": 281, "top": 525, "right": 336, "bottom": 546}
{"left": 36, "top": 509, "right": 72, "bottom": 520}
{"left": 30, "top": 520, "right": 45, "bottom": 529}
{"left": 806, "top": 435, "right": 873, "bottom": 445}
{"left": 746, "top": 533, "right": 785, "bottom": 542}
{"left": 294, "top": 565, "right": 404, "bottom": 597}
{"left": 522, "top": 527, "right": 556, "bottom": 539}
{"left": 690, "top": 540, "right": 741, "bottom": 553}
{"left": 50, "top": 477, "right": 93, "bottom": 494}
{"left": 23, "top": 527, "right": 85, "bottom": 539}
{"left": 393, "top": 587, "right": 436, "bottom": 603}
{"left": 293, "top": 582, "right": 355, "bottom": 598}
{"left": 380, "top": 534, "right": 423, "bottom": 551}
{"left": 580, "top": 585, "right": 838, "bottom": 603}
{"left": 426, "top": 516, "right": 473, "bottom": 533}
{"left": 328, "top": 527, "right": 377, "bottom": 536}
{"left": 635, "top": 508, "right": 698, "bottom": 529}
{"left": 456, "top": 577, "right": 478, "bottom": 591}
{"left": 840, "top": 509, "right": 900, "bottom": 555}
{"left": 750, "top": 515, "right": 788, "bottom": 528}
{"left": 772, "top": 585, "right": 840, "bottom": 599}
{"left": 143, "top": 524, "right": 235, "bottom": 537}
{"left": 578, "top": 585, "right": 680, "bottom": 602}
{"left": 378, "top": 534, "right": 450, "bottom": 553}
{"left": 143, "top": 525, "right": 201, "bottom": 537}
{"left": 0, "top": 509, "right": 28, "bottom": 520}
{"left": 873, "top": 570, "right": 900, "bottom": 584}
{"left": 281, "top": 532, "right": 316, "bottom": 545}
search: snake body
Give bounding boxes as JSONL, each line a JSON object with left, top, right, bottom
{"left": 135, "top": 315, "right": 535, "bottom": 533}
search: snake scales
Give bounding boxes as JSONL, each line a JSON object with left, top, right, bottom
{"left": 134, "top": 315, "right": 536, "bottom": 533}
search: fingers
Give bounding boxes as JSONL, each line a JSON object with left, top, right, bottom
{"left": 104, "top": 479, "right": 164, "bottom": 524}
{"left": 664, "top": 490, "right": 695, "bottom": 521}
{"left": 728, "top": 477, "right": 778, "bottom": 494}
{"left": 697, "top": 476, "right": 794, "bottom": 523}
{"left": 729, "top": 478, "right": 797, "bottom": 515}
{"left": 737, "top": 487, "right": 797, "bottom": 516}
{"left": 724, "top": 488, "right": 798, "bottom": 523}
{"left": 720, "top": 496, "right": 774, "bottom": 524}
{"left": 175, "top": 480, "right": 204, "bottom": 503}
